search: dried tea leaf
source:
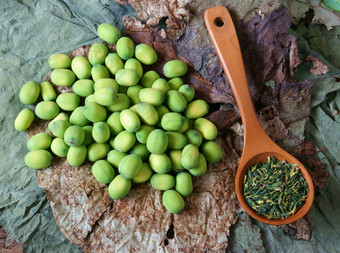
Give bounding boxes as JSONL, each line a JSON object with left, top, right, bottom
{"left": 305, "top": 54, "right": 330, "bottom": 75}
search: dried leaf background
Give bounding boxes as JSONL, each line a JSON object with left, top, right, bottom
{"left": 0, "top": 0, "right": 339, "bottom": 252}
{"left": 30, "top": 3, "right": 320, "bottom": 252}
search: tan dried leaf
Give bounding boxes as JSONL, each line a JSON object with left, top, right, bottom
{"left": 116, "top": 0, "right": 191, "bottom": 38}
{"left": 305, "top": 54, "right": 329, "bottom": 75}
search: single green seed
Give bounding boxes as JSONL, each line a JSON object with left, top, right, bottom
{"left": 168, "top": 77, "right": 183, "bottom": 90}
{"left": 72, "top": 79, "right": 94, "bottom": 97}
{"left": 163, "top": 60, "right": 187, "bottom": 78}
{"left": 40, "top": 81, "right": 57, "bottom": 101}
{"left": 113, "top": 130, "right": 136, "bottom": 152}
{"left": 105, "top": 53, "right": 124, "bottom": 75}
{"left": 152, "top": 78, "right": 169, "bottom": 93}
{"left": 25, "top": 150, "right": 52, "bottom": 169}
{"left": 194, "top": 118, "right": 218, "bottom": 140}
{"left": 185, "top": 99, "right": 209, "bottom": 119}
{"left": 201, "top": 141, "right": 222, "bottom": 163}
{"left": 188, "top": 153, "right": 207, "bottom": 176}
{"left": 91, "top": 64, "right": 110, "bottom": 82}
{"left": 51, "top": 69, "right": 76, "bottom": 87}
{"left": 115, "top": 69, "right": 140, "bottom": 86}
{"left": 166, "top": 131, "right": 187, "bottom": 149}
{"left": 88, "top": 43, "right": 108, "bottom": 65}
{"left": 136, "top": 125, "right": 155, "bottom": 144}
{"left": 48, "top": 112, "right": 69, "bottom": 132}
{"left": 135, "top": 43, "right": 157, "bottom": 65}
{"left": 107, "top": 94, "right": 131, "bottom": 112}
{"left": 27, "top": 132, "right": 52, "bottom": 151}
{"left": 166, "top": 90, "right": 187, "bottom": 112}
{"left": 56, "top": 93, "right": 80, "bottom": 111}
{"left": 136, "top": 102, "right": 159, "bottom": 126}
{"left": 92, "top": 122, "right": 111, "bottom": 143}
{"left": 150, "top": 174, "right": 175, "bottom": 191}
{"left": 69, "top": 106, "right": 90, "bottom": 126}
{"left": 87, "top": 142, "right": 110, "bottom": 162}
{"left": 19, "top": 81, "right": 40, "bottom": 105}
{"left": 94, "top": 87, "right": 118, "bottom": 106}
{"left": 51, "top": 120, "right": 71, "bottom": 138}
{"left": 139, "top": 88, "right": 165, "bottom": 106}
{"left": 161, "top": 112, "right": 185, "bottom": 131}
{"left": 181, "top": 144, "right": 199, "bottom": 169}
{"left": 83, "top": 102, "right": 107, "bottom": 122}
{"left": 14, "top": 108, "right": 34, "bottom": 131}
{"left": 50, "top": 138, "right": 69, "bottom": 157}
{"left": 108, "top": 175, "right": 131, "bottom": 200}
{"left": 124, "top": 58, "right": 143, "bottom": 78}
{"left": 116, "top": 37, "right": 135, "bottom": 60}
{"left": 64, "top": 125, "right": 85, "bottom": 146}
{"left": 178, "top": 84, "right": 195, "bottom": 102}
{"left": 120, "top": 109, "right": 141, "bottom": 132}
{"left": 149, "top": 153, "right": 171, "bottom": 174}
{"left": 67, "top": 145, "right": 87, "bottom": 167}
{"left": 94, "top": 78, "right": 119, "bottom": 92}
{"left": 97, "top": 23, "right": 121, "bottom": 44}
{"left": 107, "top": 150, "right": 127, "bottom": 168}
{"left": 162, "top": 190, "right": 185, "bottom": 213}
{"left": 132, "top": 163, "right": 153, "bottom": 183}
{"left": 92, "top": 160, "right": 115, "bottom": 184}
{"left": 185, "top": 129, "right": 202, "bottom": 147}
{"left": 82, "top": 126, "right": 94, "bottom": 146}
{"left": 140, "top": 70, "right": 160, "bottom": 88}
{"left": 71, "top": 56, "right": 92, "bottom": 79}
{"left": 175, "top": 172, "right": 193, "bottom": 197}
{"left": 146, "top": 129, "right": 168, "bottom": 154}
{"left": 35, "top": 101, "right": 60, "bottom": 120}
{"left": 48, "top": 53, "right": 71, "bottom": 69}
{"left": 118, "top": 154, "right": 143, "bottom": 179}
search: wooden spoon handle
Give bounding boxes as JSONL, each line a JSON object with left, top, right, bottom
{"left": 204, "top": 6, "right": 261, "bottom": 132}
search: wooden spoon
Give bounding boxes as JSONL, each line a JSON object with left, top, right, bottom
{"left": 204, "top": 6, "right": 314, "bottom": 225}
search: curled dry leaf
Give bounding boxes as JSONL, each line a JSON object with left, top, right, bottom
{"left": 117, "top": 0, "right": 191, "bottom": 38}
{"left": 258, "top": 106, "right": 289, "bottom": 142}
{"left": 284, "top": 213, "right": 311, "bottom": 241}
{"left": 305, "top": 54, "right": 330, "bottom": 75}
{"left": 289, "top": 39, "right": 302, "bottom": 78}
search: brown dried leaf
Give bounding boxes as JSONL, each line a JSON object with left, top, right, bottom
{"left": 258, "top": 106, "right": 289, "bottom": 141}
{"left": 117, "top": 0, "right": 191, "bottom": 38}
{"left": 305, "top": 54, "right": 330, "bottom": 75}
{"left": 0, "top": 226, "right": 22, "bottom": 253}
{"left": 28, "top": 28, "right": 240, "bottom": 251}
{"left": 289, "top": 39, "right": 302, "bottom": 78}
{"left": 284, "top": 213, "right": 311, "bottom": 241}
{"left": 299, "top": 141, "right": 328, "bottom": 195}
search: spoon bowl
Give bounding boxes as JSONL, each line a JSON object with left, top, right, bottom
{"left": 204, "top": 6, "right": 314, "bottom": 225}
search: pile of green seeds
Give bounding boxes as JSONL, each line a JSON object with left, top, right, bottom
{"left": 243, "top": 156, "right": 309, "bottom": 219}
{"left": 14, "top": 23, "right": 223, "bottom": 214}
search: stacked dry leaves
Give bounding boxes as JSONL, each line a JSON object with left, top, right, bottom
{"left": 25, "top": 4, "right": 328, "bottom": 251}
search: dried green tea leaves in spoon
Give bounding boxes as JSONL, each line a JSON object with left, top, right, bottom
{"left": 243, "top": 156, "right": 309, "bottom": 219}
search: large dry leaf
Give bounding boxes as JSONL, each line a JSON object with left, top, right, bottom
{"left": 28, "top": 28, "right": 241, "bottom": 251}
